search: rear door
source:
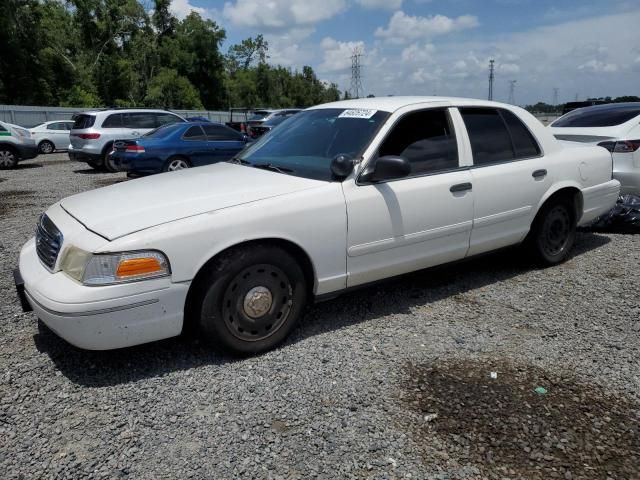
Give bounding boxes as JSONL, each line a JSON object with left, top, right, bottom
{"left": 180, "top": 125, "right": 211, "bottom": 166}
{"left": 125, "top": 112, "right": 158, "bottom": 137}
{"left": 46, "top": 122, "right": 70, "bottom": 149}
{"left": 202, "top": 124, "right": 246, "bottom": 161}
{"left": 458, "top": 107, "right": 550, "bottom": 256}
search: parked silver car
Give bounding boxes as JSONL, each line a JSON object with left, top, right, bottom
{"left": 68, "top": 109, "right": 185, "bottom": 171}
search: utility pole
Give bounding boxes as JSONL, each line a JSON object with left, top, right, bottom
{"left": 488, "top": 59, "right": 495, "bottom": 101}
{"left": 350, "top": 47, "right": 364, "bottom": 99}
{"left": 508, "top": 80, "right": 517, "bottom": 104}
{"left": 553, "top": 88, "right": 559, "bottom": 106}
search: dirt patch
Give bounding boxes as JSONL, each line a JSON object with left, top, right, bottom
{"left": 0, "top": 189, "right": 36, "bottom": 216}
{"left": 403, "top": 359, "right": 639, "bottom": 479}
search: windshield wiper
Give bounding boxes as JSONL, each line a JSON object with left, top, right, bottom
{"left": 252, "top": 163, "right": 294, "bottom": 174}
{"left": 226, "top": 156, "right": 250, "bottom": 165}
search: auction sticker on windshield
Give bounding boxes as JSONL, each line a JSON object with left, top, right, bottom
{"left": 338, "top": 109, "right": 377, "bottom": 119}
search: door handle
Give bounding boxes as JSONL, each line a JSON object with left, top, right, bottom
{"left": 532, "top": 169, "right": 547, "bottom": 179}
{"left": 450, "top": 182, "right": 472, "bottom": 193}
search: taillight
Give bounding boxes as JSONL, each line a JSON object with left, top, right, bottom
{"left": 73, "top": 133, "right": 101, "bottom": 140}
{"left": 598, "top": 140, "right": 640, "bottom": 153}
{"left": 125, "top": 145, "right": 145, "bottom": 153}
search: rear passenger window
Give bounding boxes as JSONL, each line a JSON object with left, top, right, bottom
{"left": 156, "top": 113, "right": 183, "bottom": 127}
{"left": 500, "top": 110, "right": 541, "bottom": 158}
{"left": 378, "top": 109, "right": 458, "bottom": 176}
{"left": 183, "top": 126, "right": 206, "bottom": 140}
{"left": 203, "top": 124, "right": 242, "bottom": 141}
{"left": 102, "top": 114, "right": 123, "bottom": 128}
{"left": 126, "top": 113, "right": 156, "bottom": 129}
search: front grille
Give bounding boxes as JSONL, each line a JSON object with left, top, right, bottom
{"left": 36, "top": 214, "right": 63, "bottom": 270}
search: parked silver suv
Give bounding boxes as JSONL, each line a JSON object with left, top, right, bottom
{"left": 68, "top": 109, "right": 185, "bottom": 171}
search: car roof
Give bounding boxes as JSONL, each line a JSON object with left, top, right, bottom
{"left": 309, "top": 96, "right": 516, "bottom": 113}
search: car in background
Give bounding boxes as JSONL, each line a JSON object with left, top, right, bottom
{"left": 550, "top": 103, "right": 640, "bottom": 194}
{"left": 186, "top": 116, "right": 211, "bottom": 123}
{"left": 29, "top": 120, "right": 75, "bottom": 154}
{"left": 108, "top": 121, "right": 249, "bottom": 176}
{"left": 0, "top": 120, "right": 38, "bottom": 169}
{"left": 247, "top": 111, "right": 299, "bottom": 138}
{"left": 246, "top": 109, "right": 302, "bottom": 131}
{"left": 68, "top": 109, "right": 185, "bottom": 172}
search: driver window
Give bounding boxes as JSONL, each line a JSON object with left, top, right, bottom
{"left": 378, "top": 109, "right": 459, "bottom": 176}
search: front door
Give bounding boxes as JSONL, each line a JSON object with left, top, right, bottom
{"left": 343, "top": 107, "right": 474, "bottom": 287}
{"left": 202, "top": 124, "right": 247, "bottom": 161}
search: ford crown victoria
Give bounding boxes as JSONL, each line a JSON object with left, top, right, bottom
{"left": 15, "top": 97, "right": 620, "bottom": 355}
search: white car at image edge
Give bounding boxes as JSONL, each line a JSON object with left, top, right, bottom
{"left": 549, "top": 102, "right": 640, "bottom": 194}
{"left": 14, "top": 97, "right": 620, "bottom": 355}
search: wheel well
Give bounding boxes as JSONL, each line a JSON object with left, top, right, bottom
{"left": 0, "top": 143, "right": 17, "bottom": 154}
{"left": 101, "top": 141, "right": 114, "bottom": 157}
{"left": 182, "top": 239, "right": 316, "bottom": 333}
{"left": 540, "top": 187, "right": 583, "bottom": 222}
{"left": 167, "top": 155, "right": 191, "bottom": 165}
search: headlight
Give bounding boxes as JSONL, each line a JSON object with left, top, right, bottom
{"left": 60, "top": 247, "right": 170, "bottom": 285}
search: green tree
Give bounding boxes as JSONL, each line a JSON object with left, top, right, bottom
{"left": 144, "top": 68, "right": 203, "bottom": 109}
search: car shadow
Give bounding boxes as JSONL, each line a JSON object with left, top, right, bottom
{"left": 33, "top": 232, "right": 611, "bottom": 387}
{"left": 73, "top": 168, "right": 104, "bottom": 175}
{"left": 14, "top": 163, "right": 43, "bottom": 169}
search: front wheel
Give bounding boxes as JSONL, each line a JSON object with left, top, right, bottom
{"left": 197, "top": 245, "right": 307, "bottom": 355}
{"left": 525, "top": 198, "right": 576, "bottom": 266}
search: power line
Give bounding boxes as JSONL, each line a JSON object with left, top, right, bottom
{"left": 350, "top": 47, "right": 363, "bottom": 99}
{"left": 488, "top": 59, "right": 495, "bottom": 101}
{"left": 508, "top": 80, "right": 517, "bottom": 104}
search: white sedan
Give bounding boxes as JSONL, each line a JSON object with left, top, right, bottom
{"left": 15, "top": 97, "right": 620, "bottom": 355}
{"left": 549, "top": 102, "right": 640, "bottom": 194}
{"left": 29, "top": 120, "right": 75, "bottom": 154}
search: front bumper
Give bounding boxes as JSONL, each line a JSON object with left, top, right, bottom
{"left": 17, "top": 238, "right": 190, "bottom": 350}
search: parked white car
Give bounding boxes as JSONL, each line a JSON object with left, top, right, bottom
{"left": 15, "top": 97, "right": 620, "bottom": 355}
{"left": 29, "top": 120, "right": 75, "bottom": 154}
{"left": 549, "top": 102, "right": 640, "bottom": 194}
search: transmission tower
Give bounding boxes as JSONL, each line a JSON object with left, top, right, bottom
{"left": 508, "top": 80, "right": 517, "bottom": 104}
{"left": 350, "top": 47, "right": 364, "bottom": 99}
{"left": 553, "top": 88, "right": 559, "bottom": 106}
{"left": 488, "top": 59, "right": 495, "bottom": 101}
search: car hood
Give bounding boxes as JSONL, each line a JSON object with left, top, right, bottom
{"left": 60, "top": 163, "right": 326, "bottom": 240}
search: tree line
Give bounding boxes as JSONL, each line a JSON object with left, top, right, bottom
{"left": 0, "top": 0, "right": 342, "bottom": 110}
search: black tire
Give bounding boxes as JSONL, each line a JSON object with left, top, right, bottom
{"left": 0, "top": 146, "right": 18, "bottom": 169}
{"left": 162, "top": 156, "right": 191, "bottom": 172}
{"left": 525, "top": 197, "right": 576, "bottom": 266}
{"left": 87, "top": 157, "right": 104, "bottom": 170}
{"left": 102, "top": 144, "right": 118, "bottom": 173}
{"left": 38, "top": 140, "right": 55, "bottom": 154}
{"left": 196, "top": 245, "right": 308, "bottom": 355}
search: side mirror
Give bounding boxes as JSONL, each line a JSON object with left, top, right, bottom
{"left": 330, "top": 154, "right": 354, "bottom": 179}
{"left": 360, "top": 155, "right": 411, "bottom": 183}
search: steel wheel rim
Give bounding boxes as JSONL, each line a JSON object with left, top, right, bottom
{"left": 40, "top": 142, "right": 53, "bottom": 154}
{"left": 541, "top": 206, "right": 571, "bottom": 257}
{"left": 0, "top": 150, "right": 15, "bottom": 167}
{"left": 222, "top": 264, "right": 293, "bottom": 342}
{"left": 168, "top": 159, "right": 189, "bottom": 171}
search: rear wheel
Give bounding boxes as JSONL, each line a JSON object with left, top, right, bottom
{"left": 38, "top": 140, "right": 54, "bottom": 154}
{"left": 163, "top": 157, "right": 190, "bottom": 172}
{"left": 525, "top": 197, "right": 576, "bottom": 266}
{"left": 196, "top": 245, "right": 307, "bottom": 355}
{"left": 102, "top": 144, "right": 118, "bottom": 173}
{"left": 0, "top": 147, "right": 18, "bottom": 169}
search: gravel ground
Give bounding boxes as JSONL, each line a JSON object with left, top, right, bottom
{"left": 1, "top": 153, "right": 639, "bottom": 479}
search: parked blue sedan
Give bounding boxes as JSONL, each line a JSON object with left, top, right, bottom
{"left": 109, "top": 122, "right": 249, "bottom": 175}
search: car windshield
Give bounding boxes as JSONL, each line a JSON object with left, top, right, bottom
{"left": 553, "top": 104, "right": 640, "bottom": 127}
{"left": 143, "top": 123, "right": 181, "bottom": 139}
{"left": 236, "top": 108, "right": 390, "bottom": 181}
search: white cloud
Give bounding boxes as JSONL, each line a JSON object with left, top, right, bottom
{"left": 223, "top": 0, "right": 347, "bottom": 29}
{"left": 401, "top": 43, "right": 436, "bottom": 63}
{"left": 319, "top": 37, "right": 367, "bottom": 72}
{"left": 355, "top": 0, "right": 402, "bottom": 9}
{"left": 578, "top": 59, "right": 618, "bottom": 73}
{"left": 375, "top": 11, "right": 479, "bottom": 44}
{"left": 170, "top": 0, "right": 214, "bottom": 20}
